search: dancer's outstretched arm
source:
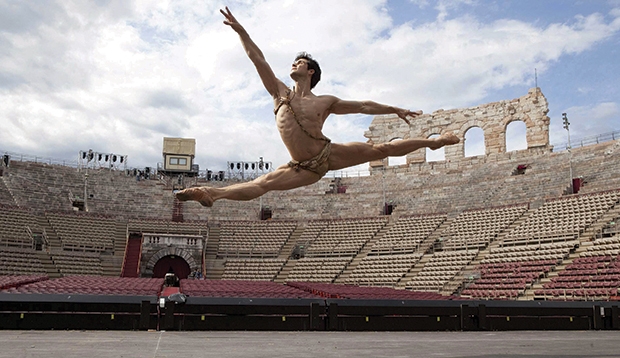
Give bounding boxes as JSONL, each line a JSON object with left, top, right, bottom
{"left": 327, "top": 97, "right": 422, "bottom": 125}
{"left": 220, "top": 6, "right": 285, "bottom": 98}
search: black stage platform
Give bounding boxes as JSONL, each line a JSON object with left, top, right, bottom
{"left": 1, "top": 293, "right": 619, "bottom": 331}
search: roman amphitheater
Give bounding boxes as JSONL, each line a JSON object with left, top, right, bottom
{"left": 1, "top": 88, "right": 619, "bottom": 331}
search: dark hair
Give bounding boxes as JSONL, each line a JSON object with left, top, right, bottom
{"left": 295, "top": 52, "right": 321, "bottom": 89}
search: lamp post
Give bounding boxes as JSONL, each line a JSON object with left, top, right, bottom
{"left": 382, "top": 166, "right": 387, "bottom": 214}
{"left": 83, "top": 171, "right": 89, "bottom": 212}
{"left": 562, "top": 113, "right": 573, "bottom": 193}
{"left": 259, "top": 156, "right": 264, "bottom": 217}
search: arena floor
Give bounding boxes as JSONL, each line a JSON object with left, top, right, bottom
{"left": 1, "top": 330, "right": 619, "bottom": 358}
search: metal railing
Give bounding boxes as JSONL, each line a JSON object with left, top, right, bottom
{"left": 551, "top": 130, "right": 620, "bottom": 152}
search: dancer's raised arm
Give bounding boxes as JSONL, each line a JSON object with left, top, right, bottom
{"left": 327, "top": 97, "right": 423, "bottom": 125}
{"left": 220, "top": 7, "right": 284, "bottom": 98}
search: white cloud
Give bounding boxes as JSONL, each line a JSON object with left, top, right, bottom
{"left": 0, "top": 0, "right": 619, "bottom": 175}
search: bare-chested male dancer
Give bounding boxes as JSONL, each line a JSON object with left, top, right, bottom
{"left": 176, "top": 7, "right": 460, "bottom": 207}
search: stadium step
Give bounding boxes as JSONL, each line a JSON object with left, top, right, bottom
{"left": 278, "top": 224, "right": 304, "bottom": 260}
{"left": 274, "top": 258, "right": 297, "bottom": 283}
{"left": 36, "top": 216, "right": 62, "bottom": 251}
{"left": 35, "top": 251, "right": 61, "bottom": 279}
{"left": 205, "top": 259, "right": 225, "bottom": 280}
{"left": 204, "top": 224, "right": 222, "bottom": 280}
{"left": 334, "top": 217, "right": 396, "bottom": 284}
{"left": 113, "top": 220, "right": 128, "bottom": 257}
{"left": 120, "top": 234, "right": 142, "bottom": 277}
{"left": 0, "top": 176, "right": 18, "bottom": 207}
{"left": 205, "top": 225, "right": 220, "bottom": 260}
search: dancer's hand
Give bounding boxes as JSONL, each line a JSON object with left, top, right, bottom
{"left": 396, "top": 109, "right": 423, "bottom": 125}
{"left": 220, "top": 6, "right": 243, "bottom": 32}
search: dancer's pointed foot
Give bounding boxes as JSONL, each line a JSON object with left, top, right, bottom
{"left": 175, "top": 187, "right": 214, "bottom": 207}
{"left": 429, "top": 132, "right": 460, "bottom": 150}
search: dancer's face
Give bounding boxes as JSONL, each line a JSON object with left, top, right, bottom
{"left": 290, "top": 59, "right": 314, "bottom": 79}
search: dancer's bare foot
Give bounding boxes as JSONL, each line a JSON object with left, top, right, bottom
{"left": 175, "top": 187, "right": 214, "bottom": 207}
{"left": 429, "top": 132, "right": 460, "bottom": 150}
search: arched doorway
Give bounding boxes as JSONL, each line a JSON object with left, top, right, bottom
{"left": 152, "top": 255, "right": 191, "bottom": 279}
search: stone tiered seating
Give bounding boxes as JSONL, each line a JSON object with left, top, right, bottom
{"left": 179, "top": 279, "right": 318, "bottom": 298}
{"left": 0, "top": 247, "right": 45, "bottom": 275}
{"left": 2, "top": 162, "right": 85, "bottom": 212}
{"left": 582, "top": 236, "right": 620, "bottom": 257}
{"left": 504, "top": 190, "right": 619, "bottom": 245}
{"left": 294, "top": 220, "right": 330, "bottom": 247}
{"left": 441, "top": 204, "right": 528, "bottom": 250}
{"left": 46, "top": 212, "right": 116, "bottom": 252}
{"left": 0, "top": 205, "right": 41, "bottom": 248}
{"left": 461, "top": 260, "right": 555, "bottom": 299}
{"left": 405, "top": 250, "right": 478, "bottom": 291}
{"left": 570, "top": 139, "right": 620, "bottom": 194}
{"left": 286, "top": 257, "right": 352, "bottom": 283}
{"left": 345, "top": 253, "right": 423, "bottom": 286}
{"left": 0, "top": 179, "right": 15, "bottom": 205}
{"left": 50, "top": 250, "right": 103, "bottom": 276}
{"left": 483, "top": 241, "right": 577, "bottom": 264}
{"left": 2, "top": 276, "right": 163, "bottom": 295}
{"left": 304, "top": 217, "right": 388, "bottom": 257}
{"left": 370, "top": 214, "right": 445, "bottom": 254}
{"left": 216, "top": 220, "right": 297, "bottom": 257}
{"left": 286, "top": 282, "right": 451, "bottom": 300}
{"left": 221, "top": 258, "right": 286, "bottom": 281}
{"left": 534, "top": 255, "right": 620, "bottom": 300}
{"left": 583, "top": 221, "right": 620, "bottom": 257}
{"left": 0, "top": 274, "right": 48, "bottom": 290}
{"left": 4, "top": 161, "right": 175, "bottom": 219}
{"left": 128, "top": 218, "right": 209, "bottom": 235}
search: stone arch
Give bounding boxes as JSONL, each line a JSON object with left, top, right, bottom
{"left": 505, "top": 120, "right": 528, "bottom": 152}
{"left": 457, "top": 119, "right": 489, "bottom": 157}
{"left": 464, "top": 126, "right": 486, "bottom": 157}
{"left": 145, "top": 247, "right": 199, "bottom": 275}
{"left": 364, "top": 88, "right": 552, "bottom": 171}
{"left": 152, "top": 255, "right": 191, "bottom": 279}
{"left": 499, "top": 108, "right": 538, "bottom": 152}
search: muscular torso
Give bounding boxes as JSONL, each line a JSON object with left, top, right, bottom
{"left": 274, "top": 89, "right": 334, "bottom": 161}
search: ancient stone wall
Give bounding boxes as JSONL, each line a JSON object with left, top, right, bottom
{"left": 364, "top": 88, "right": 551, "bottom": 168}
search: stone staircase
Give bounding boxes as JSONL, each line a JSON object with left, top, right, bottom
{"left": 0, "top": 176, "right": 18, "bottom": 206}
{"left": 274, "top": 259, "right": 297, "bottom": 283}
{"left": 205, "top": 224, "right": 224, "bottom": 280}
{"left": 120, "top": 234, "right": 142, "bottom": 278}
{"left": 278, "top": 224, "right": 305, "bottom": 260}
{"left": 113, "top": 221, "right": 127, "bottom": 256}
{"left": 398, "top": 255, "right": 432, "bottom": 288}
{"left": 579, "top": 203, "right": 620, "bottom": 243}
{"left": 35, "top": 251, "right": 61, "bottom": 279}
{"left": 396, "top": 216, "right": 455, "bottom": 289}
{"left": 438, "top": 207, "right": 538, "bottom": 295}
{"left": 334, "top": 216, "right": 395, "bottom": 284}
{"left": 36, "top": 215, "right": 62, "bottom": 251}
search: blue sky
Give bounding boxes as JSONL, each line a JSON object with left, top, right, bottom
{"left": 0, "top": 0, "right": 618, "bottom": 174}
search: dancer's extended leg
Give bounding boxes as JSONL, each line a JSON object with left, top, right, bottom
{"left": 328, "top": 132, "right": 459, "bottom": 170}
{"left": 176, "top": 164, "right": 321, "bottom": 207}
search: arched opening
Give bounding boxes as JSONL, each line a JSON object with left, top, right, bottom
{"left": 506, "top": 120, "right": 528, "bottom": 152}
{"left": 388, "top": 138, "right": 407, "bottom": 166}
{"left": 464, "top": 127, "right": 485, "bottom": 157}
{"left": 152, "top": 255, "right": 191, "bottom": 279}
{"left": 426, "top": 134, "right": 445, "bottom": 162}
